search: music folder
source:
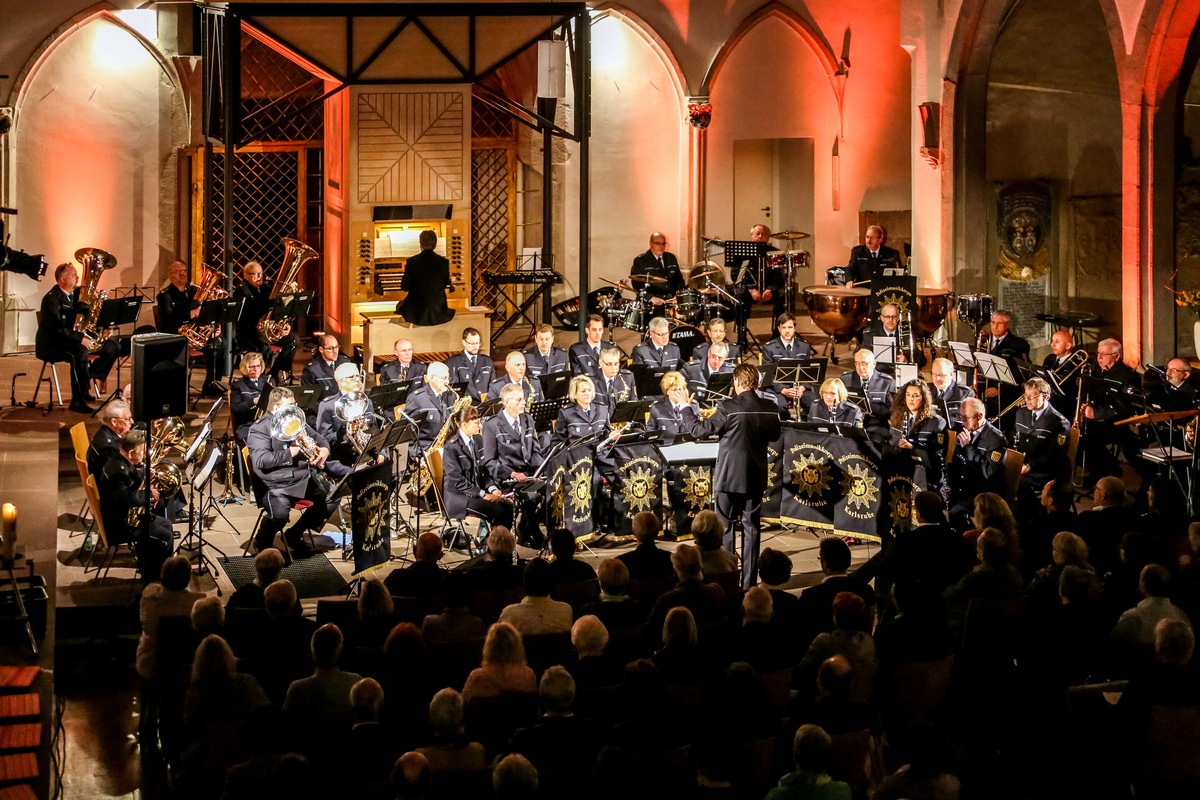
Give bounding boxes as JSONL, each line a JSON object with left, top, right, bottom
{"left": 368, "top": 380, "right": 413, "bottom": 410}
{"left": 630, "top": 364, "right": 672, "bottom": 398}
{"left": 611, "top": 399, "right": 653, "bottom": 428}
{"left": 541, "top": 371, "right": 571, "bottom": 401}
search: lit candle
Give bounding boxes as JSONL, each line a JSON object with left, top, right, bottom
{"left": 0, "top": 504, "right": 14, "bottom": 562}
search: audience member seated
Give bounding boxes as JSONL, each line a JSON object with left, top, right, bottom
{"left": 1079, "top": 476, "right": 1136, "bottom": 576}
{"left": 462, "top": 622, "right": 537, "bottom": 703}
{"left": 758, "top": 547, "right": 804, "bottom": 640}
{"left": 733, "top": 585, "right": 795, "bottom": 672}
{"left": 693, "top": 509, "right": 739, "bottom": 576}
{"left": 764, "top": 724, "right": 852, "bottom": 800}
{"left": 796, "top": 538, "right": 876, "bottom": 648}
{"left": 414, "top": 688, "right": 488, "bottom": 774}
{"left": 872, "top": 723, "right": 962, "bottom": 800}
{"left": 963, "top": 492, "right": 1021, "bottom": 567}
{"left": 507, "top": 666, "right": 604, "bottom": 798}
{"left": 1103, "top": 531, "right": 1156, "bottom": 621}
{"left": 216, "top": 708, "right": 312, "bottom": 800}
{"left": 226, "top": 548, "right": 284, "bottom": 611}
{"left": 547, "top": 528, "right": 597, "bottom": 583}
{"left": 493, "top": 753, "right": 539, "bottom": 800}
{"left": 137, "top": 556, "right": 206, "bottom": 684}
{"left": 352, "top": 577, "right": 396, "bottom": 648}
{"left": 379, "top": 622, "right": 437, "bottom": 749}
{"left": 651, "top": 606, "right": 705, "bottom": 685}
{"left": 385, "top": 531, "right": 447, "bottom": 599}
{"left": 347, "top": 677, "right": 400, "bottom": 796}
{"left": 390, "top": 751, "right": 433, "bottom": 800}
{"left": 1111, "top": 563, "right": 1192, "bottom": 677}
{"left": 881, "top": 491, "right": 971, "bottom": 601}
{"left": 796, "top": 592, "right": 879, "bottom": 704}
{"left": 705, "top": 661, "right": 780, "bottom": 746}
{"left": 1118, "top": 618, "right": 1200, "bottom": 733}
{"left": 422, "top": 572, "right": 485, "bottom": 643}
{"left": 499, "top": 558, "right": 574, "bottom": 636}
{"left": 252, "top": 579, "right": 318, "bottom": 665}
{"left": 1174, "top": 522, "right": 1200, "bottom": 625}
{"left": 1137, "top": 477, "right": 1189, "bottom": 538}
{"left": 793, "top": 655, "right": 877, "bottom": 737}
{"left": 190, "top": 595, "right": 224, "bottom": 640}
{"left": 617, "top": 511, "right": 675, "bottom": 581}
{"left": 610, "top": 659, "right": 690, "bottom": 752}
{"left": 464, "top": 527, "right": 524, "bottom": 590}
{"left": 1020, "top": 479, "right": 1080, "bottom": 580}
{"left": 282, "top": 623, "right": 363, "bottom": 757}
{"left": 565, "top": 614, "right": 624, "bottom": 690}
{"left": 1028, "top": 565, "right": 1111, "bottom": 690}
{"left": 872, "top": 575, "right": 954, "bottom": 668}
{"left": 646, "top": 545, "right": 728, "bottom": 646}
{"left": 943, "top": 527, "right": 1025, "bottom": 632}
{"left": 578, "top": 558, "right": 647, "bottom": 632}
{"left": 1026, "top": 531, "right": 1098, "bottom": 615}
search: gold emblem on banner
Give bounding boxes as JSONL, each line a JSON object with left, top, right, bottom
{"left": 763, "top": 443, "right": 780, "bottom": 503}
{"left": 878, "top": 292, "right": 911, "bottom": 316}
{"left": 569, "top": 463, "right": 593, "bottom": 519}
{"left": 840, "top": 461, "right": 879, "bottom": 515}
{"left": 621, "top": 462, "right": 658, "bottom": 513}
{"left": 355, "top": 481, "right": 390, "bottom": 552}
{"left": 887, "top": 482, "right": 914, "bottom": 531}
{"left": 790, "top": 454, "right": 832, "bottom": 499}
{"left": 549, "top": 465, "right": 566, "bottom": 528}
{"left": 681, "top": 466, "right": 712, "bottom": 511}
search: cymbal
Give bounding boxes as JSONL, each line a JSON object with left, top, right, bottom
{"left": 769, "top": 230, "right": 811, "bottom": 241}
{"left": 688, "top": 265, "right": 726, "bottom": 290}
{"left": 630, "top": 273, "right": 667, "bottom": 285}
{"left": 599, "top": 276, "right": 631, "bottom": 291}
{"left": 701, "top": 234, "right": 725, "bottom": 245}
{"left": 1115, "top": 408, "right": 1199, "bottom": 426}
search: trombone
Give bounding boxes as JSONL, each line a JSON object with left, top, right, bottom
{"left": 1050, "top": 350, "right": 1090, "bottom": 386}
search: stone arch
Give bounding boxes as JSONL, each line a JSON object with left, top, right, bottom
{"left": 592, "top": 4, "right": 688, "bottom": 102}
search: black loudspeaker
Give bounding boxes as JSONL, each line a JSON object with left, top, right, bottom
{"left": 132, "top": 333, "right": 188, "bottom": 420}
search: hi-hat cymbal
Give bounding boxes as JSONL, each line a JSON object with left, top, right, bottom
{"left": 769, "top": 230, "right": 811, "bottom": 241}
{"left": 688, "top": 265, "right": 726, "bottom": 291}
{"left": 630, "top": 273, "right": 667, "bottom": 285}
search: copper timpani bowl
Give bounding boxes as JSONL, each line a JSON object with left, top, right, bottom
{"left": 802, "top": 285, "right": 871, "bottom": 339}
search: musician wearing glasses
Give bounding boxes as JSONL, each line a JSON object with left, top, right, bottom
{"left": 632, "top": 317, "right": 682, "bottom": 370}
{"left": 489, "top": 351, "right": 542, "bottom": 404}
{"left": 808, "top": 378, "right": 863, "bottom": 427}
{"left": 553, "top": 375, "right": 612, "bottom": 446}
{"left": 863, "top": 303, "right": 918, "bottom": 372}
{"left": 928, "top": 358, "right": 975, "bottom": 430}
{"left": 629, "top": 232, "right": 684, "bottom": 305}
{"left": 888, "top": 381, "right": 949, "bottom": 490}
{"left": 379, "top": 338, "right": 426, "bottom": 385}
{"left": 691, "top": 317, "right": 741, "bottom": 364}
{"left": 980, "top": 309, "right": 1030, "bottom": 433}
{"left": 446, "top": 327, "right": 494, "bottom": 402}
{"left": 946, "top": 397, "right": 1008, "bottom": 529}
{"left": 301, "top": 334, "right": 352, "bottom": 400}
{"left": 594, "top": 349, "right": 638, "bottom": 412}
{"left": 246, "top": 387, "right": 332, "bottom": 560}
{"left": 88, "top": 399, "right": 135, "bottom": 477}
{"left": 649, "top": 371, "right": 700, "bottom": 444}
{"left": 1150, "top": 358, "right": 1199, "bottom": 411}
{"left": 1013, "top": 377, "right": 1072, "bottom": 492}
{"left": 234, "top": 260, "right": 298, "bottom": 381}
{"left": 1080, "top": 338, "right": 1141, "bottom": 484}
{"left": 442, "top": 406, "right": 515, "bottom": 531}
{"left": 841, "top": 349, "right": 897, "bottom": 444}
{"left": 682, "top": 341, "right": 734, "bottom": 399}
{"left": 482, "top": 383, "right": 549, "bottom": 547}
{"left": 405, "top": 363, "right": 457, "bottom": 451}
{"left": 97, "top": 429, "right": 174, "bottom": 583}
{"left": 315, "top": 363, "right": 378, "bottom": 478}
{"left": 524, "top": 324, "right": 571, "bottom": 378}
{"left": 846, "top": 225, "right": 901, "bottom": 288}
{"left": 231, "top": 352, "right": 275, "bottom": 443}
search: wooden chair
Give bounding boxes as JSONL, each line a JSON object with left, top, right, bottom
{"left": 880, "top": 654, "right": 955, "bottom": 728}
{"left": 315, "top": 598, "right": 359, "bottom": 631}
{"left": 428, "top": 447, "right": 485, "bottom": 555}
{"left": 1001, "top": 448, "right": 1025, "bottom": 508}
{"left": 73, "top": 455, "right": 94, "bottom": 539}
{"left": 82, "top": 474, "right": 138, "bottom": 582}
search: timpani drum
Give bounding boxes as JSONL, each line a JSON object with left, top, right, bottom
{"left": 955, "top": 293, "right": 994, "bottom": 327}
{"left": 802, "top": 285, "right": 870, "bottom": 340}
{"left": 913, "top": 288, "right": 956, "bottom": 337}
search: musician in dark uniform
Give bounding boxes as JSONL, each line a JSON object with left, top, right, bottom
{"left": 863, "top": 302, "right": 924, "bottom": 371}
{"left": 1042, "top": 330, "right": 1082, "bottom": 417}
{"left": 445, "top": 327, "right": 493, "bottom": 402}
{"left": 482, "top": 383, "right": 549, "bottom": 546}
{"left": 524, "top": 324, "right": 570, "bottom": 378}
{"left": 1149, "top": 358, "right": 1200, "bottom": 411}
{"left": 594, "top": 348, "right": 638, "bottom": 412}
{"left": 97, "top": 429, "right": 174, "bottom": 583}
{"left": 405, "top": 363, "right": 457, "bottom": 451}
{"left": 156, "top": 261, "right": 200, "bottom": 335}
{"left": 632, "top": 317, "right": 682, "bottom": 369}
{"left": 247, "top": 387, "right": 332, "bottom": 560}
{"left": 488, "top": 351, "right": 542, "bottom": 404}
{"left": 760, "top": 313, "right": 816, "bottom": 414}
{"left": 841, "top": 349, "right": 897, "bottom": 445}
{"left": 981, "top": 309, "right": 1031, "bottom": 434}
{"left": 1080, "top": 338, "right": 1141, "bottom": 483}
{"left": 691, "top": 317, "right": 741, "bottom": 364}
{"left": 946, "top": 397, "right": 1009, "bottom": 530}
{"left": 887, "top": 380, "right": 949, "bottom": 490}
{"left": 396, "top": 229, "right": 455, "bottom": 327}
{"left": 808, "top": 378, "right": 863, "bottom": 426}
{"left": 233, "top": 260, "right": 298, "bottom": 381}
{"left": 1013, "top": 377, "right": 1072, "bottom": 493}
{"left": 732, "top": 223, "right": 786, "bottom": 337}
{"left": 648, "top": 371, "right": 699, "bottom": 444}
{"left": 441, "top": 405, "right": 514, "bottom": 530}
{"left": 688, "top": 363, "right": 783, "bottom": 590}
{"left": 845, "top": 225, "right": 902, "bottom": 288}
{"left": 35, "top": 262, "right": 119, "bottom": 412}
{"left": 379, "top": 338, "right": 427, "bottom": 385}
{"left": 553, "top": 375, "right": 612, "bottom": 446}
{"left": 315, "top": 363, "right": 377, "bottom": 478}
{"left": 569, "top": 314, "right": 618, "bottom": 377}
{"left": 88, "top": 398, "right": 134, "bottom": 477}
{"left": 629, "top": 231, "right": 684, "bottom": 306}
{"left": 928, "top": 357, "right": 975, "bottom": 430}
{"left": 682, "top": 341, "right": 734, "bottom": 399}
{"left": 230, "top": 352, "right": 274, "bottom": 443}
{"left": 300, "top": 334, "right": 353, "bottom": 400}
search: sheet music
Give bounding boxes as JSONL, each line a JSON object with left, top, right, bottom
{"left": 374, "top": 231, "right": 448, "bottom": 260}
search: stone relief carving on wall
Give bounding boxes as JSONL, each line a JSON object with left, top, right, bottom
{"left": 996, "top": 181, "right": 1052, "bottom": 281}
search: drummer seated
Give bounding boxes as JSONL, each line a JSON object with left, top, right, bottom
{"left": 691, "top": 317, "right": 740, "bottom": 364}
{"left": 682, "top": 342, "right": 735, "bottom": 401}
{"left": 630, "top": 231, "right": 684, "bottom": 305}
{"left": 632, "top": 317, "right": 682, "bottom": 370}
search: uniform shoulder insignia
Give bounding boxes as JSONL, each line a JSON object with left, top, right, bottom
{"left": 1057, "top": 434, "right": 1067, "bottom": 445}
{"left": 936, "top": 432, "right": 945, "bottom": 444}
{"left": 989, "top": 450, "right": 1002, "bottom": 463}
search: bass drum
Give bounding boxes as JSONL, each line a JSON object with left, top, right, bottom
{"left": 668, "top": 322, "right": 705, "bottom": 362}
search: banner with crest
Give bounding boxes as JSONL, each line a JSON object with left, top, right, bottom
{"left": 350, "top": 460, "right": 394, "bottom": 576}
{"left": 667, "top": 459, "right": 716, "bottom": 538}
{"left": 545, "top": 442, "right": 595, "bottom": 539}
{"left": 775, "top": 428, "right": 887, "bottom": 542}
{"left": 761, "top": 438, "right": 785, "bottom": 523}
{"left": 609, "top": 441, "right": 665, "bottom": 536}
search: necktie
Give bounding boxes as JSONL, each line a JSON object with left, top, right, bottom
{"left": 607, "top": 379, "right": 614, "bottom": 396}
{"left": 784, "top": 342, "right": 791, "bottom": 356}
{"left": 658, "top": 256, "right": 664, "bottom": 270}
{"left": 512, "top": 418, "right": 521, "bottom": 437}
{"left": 593, "top": 346, "right": 600, "bottom": 359}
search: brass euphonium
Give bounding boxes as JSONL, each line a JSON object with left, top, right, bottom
{"left": 179, "top": 264, "right": 230, "bottom": 350}
{"left": 257, "top": 237, "right": 318, "bottom": 343}
{"left": 73, "top": 247, "right": 117, "bottom": 352}
{"left": 334, "top": 390, "right": 374, "bottom": 453}
{"left": 270, "top": 405, "right": 323, "bottom": 462}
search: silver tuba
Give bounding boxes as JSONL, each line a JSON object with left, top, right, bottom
{"left": 334, "top": 390, "right": 374, "bottom": 453}
{"left": 73, "top": 247, "right": 116, "bottom": 352}
{"left": 257, "top": 237, "right": 318, "bottom": 343}
{"left": 270, "top": 405, "right": 323, "bottom": 462}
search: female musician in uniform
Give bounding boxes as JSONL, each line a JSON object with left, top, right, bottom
{"left": 888, "top": 380, "right": 949, "bottom": 489}
{"left": 648, "top": 371, "right": 698, "bottom": 444}
{"left": 553, "top": 375, "right": 611, "bottom": 446}
{"left": 808, "top": 378, "right": 863, "bottom": 427}
{"left": 441, "top": 406, "right": 515, "bottom": 531}
{"left": 230, "top": 352, "right": 274, "bottom": 443}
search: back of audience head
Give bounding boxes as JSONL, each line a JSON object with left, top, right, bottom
{"left": 493, "top": 753, "right": 538, "bottom": 800}
{"left": 1155, "top": 618, "right": 1195, "bottom": 666}
{"left": 357, "top": 576, "right": 394, "bottom": 620}
{"left": 662, "top": 606, "right": 698, "bottom": 650}
{"left": 632, "top": 511, "right": 661, "bottom": 543}
{"left": 670, "top": 543, "right": 703, "bottom": 582}
{"left": 350, "top": 677, "right": 384, "bottom": 724}
{"left": 522, "top": 557, "right": 554, "bottom": 596}
{"left": 817, "top": 654, "right": 854, "bottom": 699}
{"left": 391, "top": 752, "right": 432, "bottom": 800}
{"left": 571, "top": 614, "right": 608, "bottom": 657}
{"left": 488, "top": 526, "right": 516, "bottom": 560}
{"left": 191, "top": 633, "right": 236, "bottom": 683}
{"left": 597, "top": 558, "right": 630, "bottom": 597}
{"left": 441, "top": 571, "right": 473, "bottom": 609}
{"left": 1121, "top": 530, "right": 1152, "bottom": 571}
{"left": 1051, "top": 531, "right": 1089, "bottom": 568}
{"left": 483, "top": 621, "right": 526, "bottom": 666}
{"left": 311, "top": 623, "right": 344, "bottom": 669}
{"left": 160, "top": 555, "right": 193, "bottom": 591}
{"left": 539, "top": 665, "right": 576, "bottom": 714}
{"left": 758, "top": 547, "right": 793, "bottom": 587}
{"left": 191, "top": 595, "right": 224, "bottom": 633}
{"left": 1042, "top": 479, "right": 1075, "bottom": 513}
{"left": 818, "top": 537, "right": 852, "bottom": 574}
{"left": 973, "top": 492, "right": 1016, "bottom": 534}
{"left": 831, "top": 591, "right": 872, "bottom": 632}
{"left": 977, "top": 527, "right": 1010, "bottom": 566}
{"left": 264, "top": 579, "right": 298, "bottom": 618}
{"left": 1139, "top": 563, "right": 1172, "bottom": 598}
{"left": 691, "top": 510, "right": 724, "bottom": 550}
{"left": 1059, "top": 565, "right": 1098, "bottom": 605}
{"left": 791, "top": 724, "right": 836, "bottom": 776}
{"left": 384, "top": 622, "right": 427, "bottom": 663}
{"left": 549, "top": 528, "right": 576, "bottom": 561}
{"left": 428, "top": 687, "right": 466, "bottom": 738}
{"left": 254, "top": 547, "right": 285, "bottom": 586}
{"left": 1095, "top": 475, "right": 1126, "bottom": 506}
{"left": 414, "top": 531, "right": 443, "bottom": 562}
{"left": 742, "top": 584, "right": 773, "bottom": 624}
{"left": 913, "top": 490, "right": 946, "bottom": 524}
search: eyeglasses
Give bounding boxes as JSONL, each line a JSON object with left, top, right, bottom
{"left": 321, "top": 345, "right": 339, "bottom": 351}
{"left": 650, "top": 240, "right": 667, "bottom": 246}
{"left": 1167, "top": 367, "right": 1189, "bottom": 374}
{"left": 881, "top": 314, "right": 899, "bottom": 320}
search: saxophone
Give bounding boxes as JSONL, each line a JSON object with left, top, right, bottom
{"left": 415, "top": 387, "right": 471, "bottom": 495}
{"left": 73, "top": 247, "right": 116, "bottom": 352}
{"left": 179, "top": 264, "right": 230, "bottom": 349}
{"left": 257, "top": 237, "right": 318, "bottom": 343}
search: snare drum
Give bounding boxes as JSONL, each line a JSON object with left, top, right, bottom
{"left": 956, "top": 293, "right": 993, "bottom": 327}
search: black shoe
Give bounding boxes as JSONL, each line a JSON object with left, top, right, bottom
{"left": 443, "top": 533, "right": 472, "bottom": 553}
{"left": 174, "top": 510, "right": 192, "bottom": 524}
{"left": 69, "top": 399, "right": 95, "bottom": 413}
{"left": 288, "top": 539, "right": 315, "bottom": 559}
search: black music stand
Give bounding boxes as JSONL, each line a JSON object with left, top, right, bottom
{"left": 541, "top": 372, "right": 571, "bottom": 401}
{"left": 723, "top": 239, "right": 772, "bottom": 351}
{"left": 368, "top": 380, "right": 413, "bottom": 418}
{"left": 291, "top": 385, "right": 323, "bottom": 418}
{"left": 772, "top": 358, "right": 826, "bottom": 390}
{"left": 699, "top": 372, "right": 734, "bottom": 405}
{"left": 477, "top": 398, "right": 503, "bottom": 418}
{"left": 529, "top": 398, "right": 568, "bottom": 434}
{"left": 273, "top": 291, "right": 314, "bottom": 325}
{"left": 90, "top": 296, "right": 144, "bottom": 413}
{"left": 612, "top": 399, "right": 653, "bottom": 429}
{"left": 631, "top": 364, "right": 672, "bottom": 398}
{"left": 182, "top": 445, "right": 227, "bottom": 594}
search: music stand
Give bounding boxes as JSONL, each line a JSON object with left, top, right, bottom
{"left": 612, "top": 399, "right": 653, "bottom": 429}
{"left": 947, "top": 341, "right": 975, "bottom": 366}
{"left": 477, "top": 398, "right": 503, "bottom": 417}
{"left": 291, "top": 385, "right": 323, "bottom": 418}
{"left": 773, "top": 357, "right": 827, "bottom": 389}
{"left": 91, "top": 296, "right": 145, "bottom": 412}
{"left": 872, "top": 336, "right": 897, "bottom": 366}
{"left": 844, "top": 387, "right": 871, "bottom": 415}
{"left": 975, "top": 352, "right": 1017, "bottom": 387}
{"left": 699, "top": 372, "right": 734, "bottom": 405}
{"left": 631, "top": 364, "right": 672, "bottom": 398}
{"left": 756, "top": 364, "right": 778, "bottom": 390}
{"left": 181, "top": 446, "right": 226, "bottom": 594}
{"left": 529, "top": 398, "right": 568, "bottom": 433}
{"left": 541, "top": 372, "right": 571, "bottom": 401}
{"left": 368, "top": 380, "right": 413, "bottom": 418}
{"left": 894, "top": 363, "right": 920, "bottom": 386}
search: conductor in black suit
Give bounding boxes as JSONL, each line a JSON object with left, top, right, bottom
{"left": 36, "top": 262, "right": 119, "bottom": 412}
{"left": 688, "top": 363, "right": 783, "bottom": 590}
{"left": 846, "top": 225, "right": 902, "bottom": 288}
{"left": 396, "top": 229, "right": 455, "bottom": 326}
{"left": 629, "top": 231, "right": 683, "bottom": 305}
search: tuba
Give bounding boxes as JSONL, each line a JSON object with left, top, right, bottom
{"left": 257, "top": 237, "right": 318, "bottom": 344}
{"left": 270, "top": 405, "right": 323, "bottom": 462}
{"left": 73, "top": 247, "right": 116, "bottom": 352}
{"left": 179, "top": 264, "right": 230, "bottom": 350}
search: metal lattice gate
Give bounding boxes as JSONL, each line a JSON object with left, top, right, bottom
{"left": 471, "top": 147, "right": 515, "bottom": 318}
{"left": 210, "top": 150, "right": 300, "bottom": 271}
